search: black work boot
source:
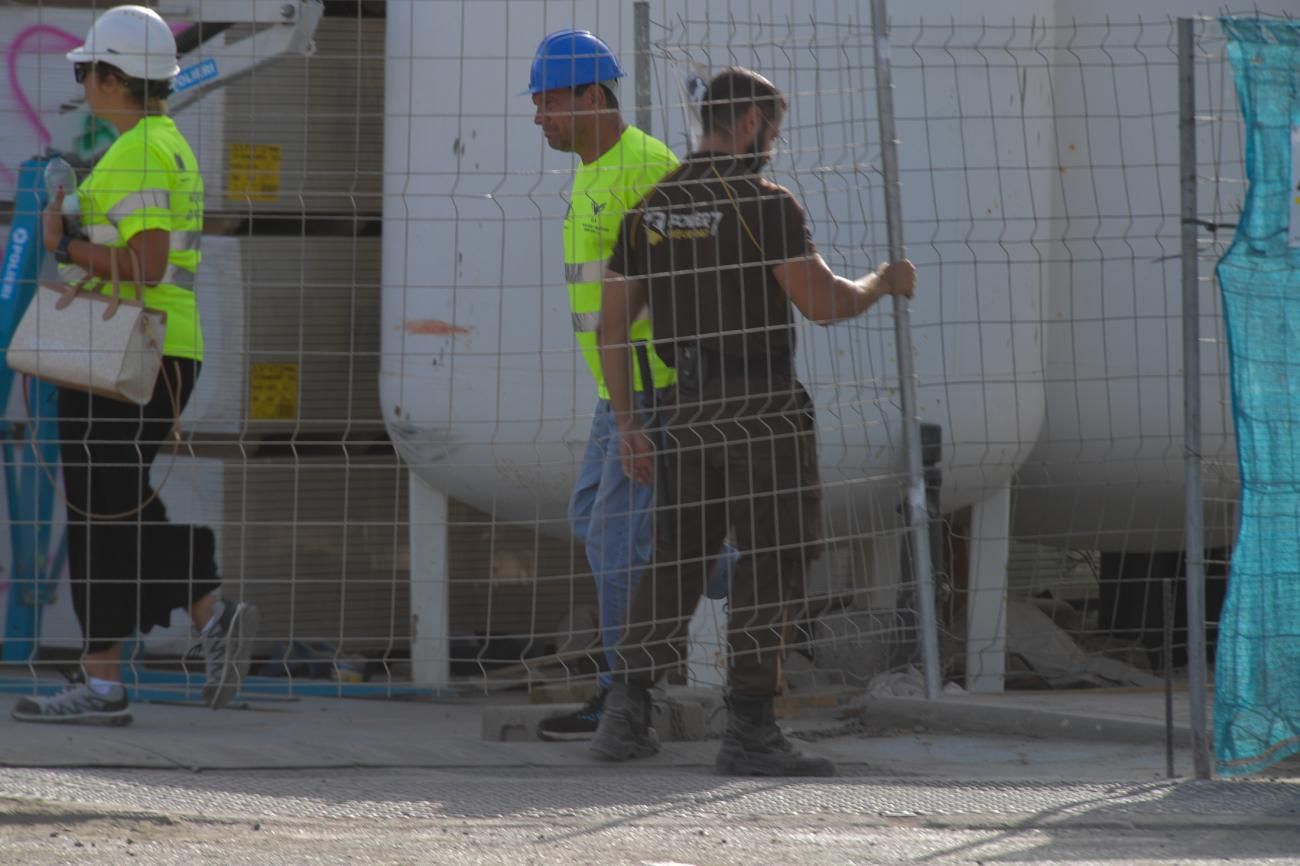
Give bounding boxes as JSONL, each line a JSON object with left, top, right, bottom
{"left": 715, "top": 695, "right": 835, "bottom": 777}
{"left": 590, "top": 680, "right": 660, "bottom": 761}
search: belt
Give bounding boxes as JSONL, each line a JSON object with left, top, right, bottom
{"left": 674, "top": 342, "right": 793, "bottom": 392}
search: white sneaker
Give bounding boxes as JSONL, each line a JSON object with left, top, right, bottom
{"left": 201, "top": 600, "right": 259, "bottom": 709}
{"left": 12, "top": 682, "right": 132, "bottom": 726}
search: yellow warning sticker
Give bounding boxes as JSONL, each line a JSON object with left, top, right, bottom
{"left": 228, "top": 143, "right": 282, "bottom": 203}
{"left": 249, "top": 363, "right": 299, "bottom": 421}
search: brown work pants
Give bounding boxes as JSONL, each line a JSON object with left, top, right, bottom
{"left": 617, "top": 380, "right": 822, "bottom": 698}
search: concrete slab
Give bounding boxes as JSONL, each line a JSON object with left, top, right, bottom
{"left": 482, "top": 687, "right": 727, "bottom": 742}
{"left": 854, "top": 686, "right": 1203, "bottom": 747}
{"left": 526, "top": 682, "right": 599, "bottom": 704}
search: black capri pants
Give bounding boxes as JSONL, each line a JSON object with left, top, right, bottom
{"left": 57, "top": 358, "right": 221, "bottom": 654}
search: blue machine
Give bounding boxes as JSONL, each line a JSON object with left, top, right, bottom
{"left": 0, "top": 159, "right": 64, "bottom": 667}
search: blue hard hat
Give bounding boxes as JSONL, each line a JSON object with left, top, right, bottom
{"left": 527, "top": 29, "right": 624, "bottom": 95}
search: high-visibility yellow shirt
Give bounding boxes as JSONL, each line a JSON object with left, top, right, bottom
{"left": 565, "top": 125, "right": 677, "bottom": 399}
{"left": 77, "top": 115, "right": 204, "bottom": 361}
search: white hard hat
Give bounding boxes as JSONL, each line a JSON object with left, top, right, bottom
{"left": 67, "top": 5, "right": 180, "bottom": 82}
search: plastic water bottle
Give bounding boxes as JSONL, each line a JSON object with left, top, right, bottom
{"left": 44, "top": 157, "right": 82, "bottom": 237}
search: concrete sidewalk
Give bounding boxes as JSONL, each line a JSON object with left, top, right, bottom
{"left": 0, "top": 681, "right": 1209, "bottom": 780}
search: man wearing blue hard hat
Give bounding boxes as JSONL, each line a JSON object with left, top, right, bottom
{"left": 528, "top": 29, "right": 736, "bottom": 742}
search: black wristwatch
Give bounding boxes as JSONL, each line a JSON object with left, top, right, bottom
{"left": 52, "top": 234, "right": 74, "bottom": 265}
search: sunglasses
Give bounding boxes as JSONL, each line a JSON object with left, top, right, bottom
{"left": 74, "top": 62, "right": 93, "bottom": 84}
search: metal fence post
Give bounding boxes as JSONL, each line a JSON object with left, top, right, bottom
{"left": 633, "top": 2, "right": 652, "bottom": 134}
{"left": 871, "top": 0, "right": 942, "bottom": 701}
{"left": 1178, "top": 16, "right": 1213, "bottom": 780}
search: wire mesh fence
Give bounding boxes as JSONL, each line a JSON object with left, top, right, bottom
{"left": 0, "top": 0, "right": 1295, "bottom": 774}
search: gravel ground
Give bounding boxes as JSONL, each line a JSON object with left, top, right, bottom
{"left": 2, "top": 763, "right": 1297, "bottom": 865}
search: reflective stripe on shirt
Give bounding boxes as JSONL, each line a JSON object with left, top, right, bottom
{"left": 572, "top": 308, "right": 649, "bottom": 334}
{"left": 171, "top": 230, "right": 202, "bottom": 252}
{"left": 87, "top": 226, "right": 200, "bottom": 256}
{"left": 163, "top": 264, "right": 196, "bottom": 291}
{"left": 107, "top": 189, "right": 171, "bottom": 225}
{"left": 564, "top": 260, "right": 607, "bottom": 284}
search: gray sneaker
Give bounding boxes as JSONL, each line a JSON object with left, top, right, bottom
{"left": 12, "top": 682, "right": 132, "bottom": 726}
{"left": 590, "top": 681, "right": 660, "bottom": 761}
{"left": 202, "top": 600, "right": 259, "bottom": 709}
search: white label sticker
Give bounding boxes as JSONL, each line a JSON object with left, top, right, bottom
{"left": 1291, "top": 125, "right": 1300, "bottom": 247}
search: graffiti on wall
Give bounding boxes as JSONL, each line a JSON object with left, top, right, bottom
{"left": 2, "top": 11, "right": 202, "bottom": 201}
{"left": 1, "top": 11, "right": 110, "bottom": 195}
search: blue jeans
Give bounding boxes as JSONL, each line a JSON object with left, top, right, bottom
{"left": 570, "top": 399, "right": 737, "bottom": 690}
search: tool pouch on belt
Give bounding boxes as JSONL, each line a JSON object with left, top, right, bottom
{"left": 674, "top": 342, "right": 709, "bottom": 395}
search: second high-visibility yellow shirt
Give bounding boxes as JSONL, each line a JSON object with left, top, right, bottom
{"left": 564, "top": 125, "right": 677, "bottom": 399}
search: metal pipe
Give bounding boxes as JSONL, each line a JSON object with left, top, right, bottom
{"left": 1178, "top": 16, "right": 1212, "bottom": 780}
{"left": 633, "top": 2, "right": 653, "bottom": 134}
{"left": 871, "top": 0, "right": 942, "bottom": 701}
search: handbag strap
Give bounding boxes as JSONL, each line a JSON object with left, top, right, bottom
{"left": 50, "top": 240, "right": 134, "bottom": 315}
{"left": 101, "top": 242, "right": 130, "bottom": 321}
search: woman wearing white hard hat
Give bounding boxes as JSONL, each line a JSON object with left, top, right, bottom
{"left": 14, "top": 5, "right": 257, "bottom": 726}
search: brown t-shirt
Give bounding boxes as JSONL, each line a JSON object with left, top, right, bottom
{"left": 607, "top": 153, "right": 815, "bottom": 372}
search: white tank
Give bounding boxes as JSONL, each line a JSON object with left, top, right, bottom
{"left": 381, "top": 0, "right": 1269, "bottom": 550}
{"left": 1005, "top": 0, "right": 1263, "bottom": 551}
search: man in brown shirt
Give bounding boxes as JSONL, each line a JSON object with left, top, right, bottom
{"left": 597, "top": 67, "right": 917, "bottom": 776}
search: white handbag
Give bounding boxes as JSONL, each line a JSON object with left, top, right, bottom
{"left": 6, "top": 247, "right": 167, "bottom": 406}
